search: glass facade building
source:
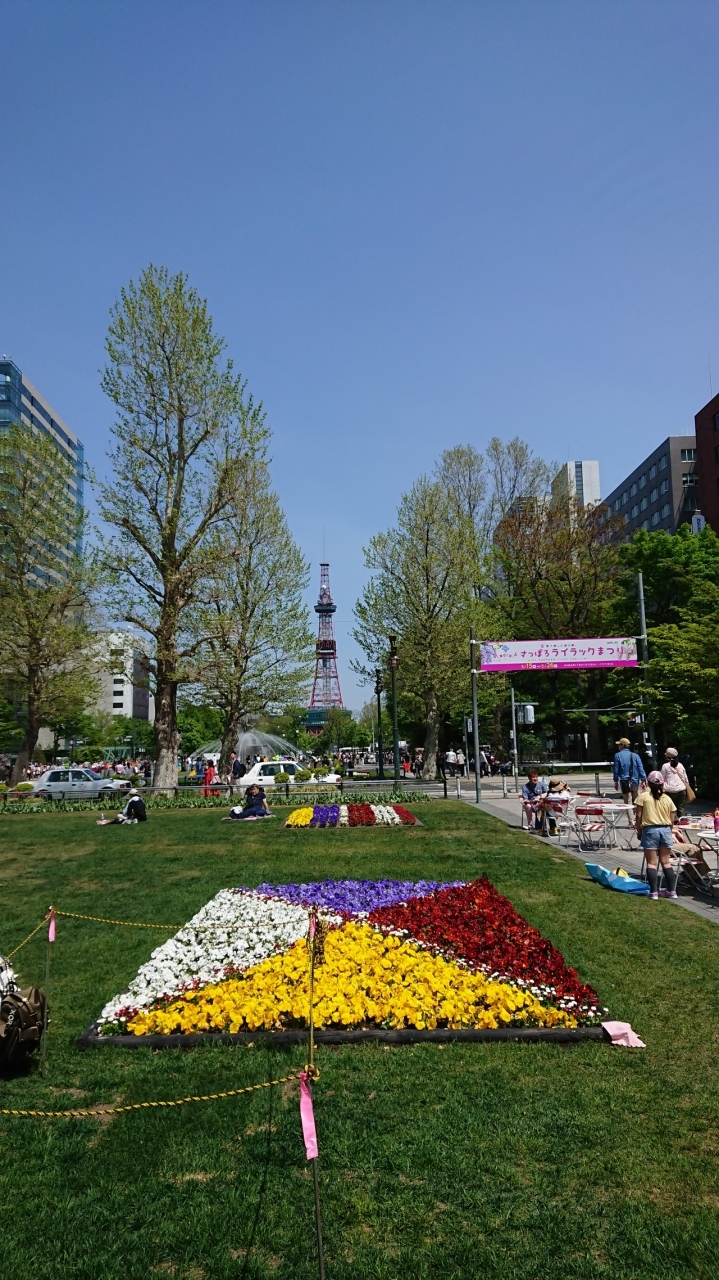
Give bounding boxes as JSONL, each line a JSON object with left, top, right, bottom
{"left": 0, "top": 358, "right": 84, "bottom": 550}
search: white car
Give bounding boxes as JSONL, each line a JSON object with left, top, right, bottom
{"left": 241, "top": 759, "right": 303, "bottom": 787}
{"left": 32, "top": 768, "right": 132, "bottom": 800}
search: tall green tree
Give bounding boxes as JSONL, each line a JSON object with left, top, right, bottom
{"left": 191, "top": 455, "right": 314, "bottom": 773}
{"left": 490, "top": 495, "right": 623, "bottom": 757}
{"left": 0, "top": 422, "right": 98, "bottom": 781}
{"left": 98, "top": 265, "right": 267, "bottom": 788}
{"left": 352, "top": 476, "right": 472, "bottom": 777}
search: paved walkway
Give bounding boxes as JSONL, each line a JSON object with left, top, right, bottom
{"left": 448, "top": 775, "right": 719, "bottom": 927}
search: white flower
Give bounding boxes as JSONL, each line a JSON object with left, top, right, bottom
{"left": 339, "top": 805, "right": 349, "bottom": 826}
{"left": 98, "top": 889, "right": 340, "bottom": 1029}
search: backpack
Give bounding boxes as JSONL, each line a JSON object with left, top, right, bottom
{"left": 0, "top": 986, "right": 46, "bottom": 1069}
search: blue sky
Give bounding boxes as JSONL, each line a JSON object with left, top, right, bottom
{"left": 2, "top": 2, "right": 719, "bottom": 708}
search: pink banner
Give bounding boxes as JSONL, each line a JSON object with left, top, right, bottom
{"left": 480, "top": 637, "right": 638, "bottom": 673}
{"left": 48, "top": 912, "right": 56, "bottom": 942}
{"left": 299, "top": 1072, "right": 319, "bottom": 1160}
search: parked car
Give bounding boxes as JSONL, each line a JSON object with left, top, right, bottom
{"left": 32, "top": 768, "right": 133, "bottom": 800}
{"left": 241, "top": 759, "right": 302, "bottom": 787}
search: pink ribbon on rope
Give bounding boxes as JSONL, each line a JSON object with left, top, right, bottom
{"left": 48, "top": 912, "right": 56, "bottom": 943}
{"left": 299, "top": 1072, "right": 319, "bottom": 1160}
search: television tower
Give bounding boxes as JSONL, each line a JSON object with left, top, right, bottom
{"left": 308, "top": 563, "right": 344, "bottom": 711}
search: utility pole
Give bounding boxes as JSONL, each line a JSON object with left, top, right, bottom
{"left": 470, "top": 627, "right": 482, "bottom": 803}
{"left": 389, "top": 636, "right": 401, "bottom": 782}
{"left": 510, "top": 685, "right": 519, "bottom": 792}
{"left": 637, "top": 572, "right": 658, "bottom": 763}
{"left": 374, "top": 668, "right": 385, "bottom": 780}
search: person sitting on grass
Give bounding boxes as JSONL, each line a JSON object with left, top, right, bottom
{"left": 635, "top": 770, "right": 678, "bottom": 900}
{"left": 100, "top": 788, "right": 147, "bottom": 825}
{"left": 522, "top": 769, "right": 547, "bottom": 830}
{"left": 222, "top": 784, "right": 273, "bottom": 821}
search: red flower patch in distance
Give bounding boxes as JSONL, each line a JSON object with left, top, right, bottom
{"left": 369, "top": 878, "right": 599, "bottom": 1010}
{"left": 348, "top": 804, "right": 376, "bottom": 826}
{"left": 392, "top": 805, "right": 416, "bottom": 825}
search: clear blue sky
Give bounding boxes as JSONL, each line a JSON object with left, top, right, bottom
{"left": 3, "top": 2, "right": 719, "bottom": 708}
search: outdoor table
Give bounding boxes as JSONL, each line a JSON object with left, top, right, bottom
{"left": 596, "top": 804, "right": 637, "bottom": 850}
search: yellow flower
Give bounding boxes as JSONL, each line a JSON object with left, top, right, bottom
{"left": 285, "top": 807, "right": 314, "bottom": 828}
{"left": 128, "top": 923, "right": 577, "bottom": 1036}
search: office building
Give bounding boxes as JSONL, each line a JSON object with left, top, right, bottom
{"left": 95, "top": 634, "right": 155, "bottom": 724}
{"left": 693, "top": 391, "right": 719, "bottom": 534}
{"left": 0, "top": 358, "right": 84, "bottom": 540}
{"left": 603, "top": 437, "right": 698, "bottom": 537}
{"left": 552, "top": 460, "right": 601, "bottom": 508}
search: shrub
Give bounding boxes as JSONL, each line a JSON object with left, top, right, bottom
{"left": 274, "top": 772, "right": 290, "bottom": 785}
{"left": 294, "top": 770, "right": 312, "bottom": 783}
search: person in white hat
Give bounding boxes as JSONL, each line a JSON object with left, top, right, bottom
{"left": 660, "top": 748, "right": 689, "bottom": 818}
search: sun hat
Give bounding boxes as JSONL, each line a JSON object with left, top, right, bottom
{"left": 665, "top": 747, "right": 678, "bottom": 757}
{"left": 647, "top": 771, "right": 664, "bottom": 785}
{"left": 128, "top": 787, "right": 139, "bottom": 796}
{"left": 616, "top": 737, "right": 631, "bottom": 747}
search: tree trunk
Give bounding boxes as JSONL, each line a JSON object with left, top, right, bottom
{"left": 11, "top": 723, "right": 39, "bottom": 784}
{"left": 422, "top": 689, "right": 439, "bottom": 780}
{"left": 153, "top": 669, "right": 179, "bottom": 791}
{"left": 11, "top": 682, "right": 41, "bottom": 784}
{"left": 219, "top": 709, "right": 240, "bottom": 776}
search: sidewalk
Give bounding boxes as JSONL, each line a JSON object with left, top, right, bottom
{"left": 449, "top": 774, "right": 719, "bottom": 927}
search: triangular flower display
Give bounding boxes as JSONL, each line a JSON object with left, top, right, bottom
{"left": 96, "top": 879, "right": 604, "bottom": 1036}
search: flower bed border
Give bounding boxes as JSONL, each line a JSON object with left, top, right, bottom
{"left": 77, "top": 1021, "right": 607, "bottom": 1049}
{"left": 282, "top": 815, "right": 424, "bottom": 829}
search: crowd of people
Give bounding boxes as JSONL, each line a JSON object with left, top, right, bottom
{"left": 520, "top": 737, "right": 698, "bottom": 901}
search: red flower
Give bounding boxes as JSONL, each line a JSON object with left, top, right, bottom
{"left": 392, "top": 805, "right": 416, "bottom": 824}
{"left": 369, "top": 878, "right": 599, "bottom": 1011}
{"left": 348, "top": 804, "right": 376, "bottom": 826}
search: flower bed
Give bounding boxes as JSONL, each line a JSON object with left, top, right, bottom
{"left": 95, "top": 878, "right": 605, "bottom": 1036}
{"left": 285, "top": 803, "right": 418, "bottom": 828}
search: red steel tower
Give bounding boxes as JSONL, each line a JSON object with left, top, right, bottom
{"left": 308, "top": 563, "right": 344, "bottom": 712}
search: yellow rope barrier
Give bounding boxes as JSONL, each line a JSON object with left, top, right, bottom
{"left": 53, "top": 909, "right": 183, "bottom": 929}
{"left": 0, "top": 1071, "right": 301, "bottom": 1118}
{"left": 7, "top": 916, "right": 49, "bottom": 958}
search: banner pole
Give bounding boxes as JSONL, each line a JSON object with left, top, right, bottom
{"left": 470, "top": 628, "right": 482, "bottom": 803}
{"left": 511, "top": 686, "right": 519, "bottom": 792}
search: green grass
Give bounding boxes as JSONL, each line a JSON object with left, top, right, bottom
{"left": 1, "top": 803, "right": 718, "bottom": 1279}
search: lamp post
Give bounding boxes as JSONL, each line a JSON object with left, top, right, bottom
{"left": 374, "top": 667, "right": 385, "bottom": 780}
{"left": 389, "top": 635, "right": 401, "bottom": 782}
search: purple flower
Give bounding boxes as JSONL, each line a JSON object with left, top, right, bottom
{"left": 328, "top": 805, "right": 340, "bottom": 827}
{"left": 253, "top": 878, "right": 464, "bottom": 915}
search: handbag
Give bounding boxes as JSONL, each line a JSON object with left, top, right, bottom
{"left": 686, "top": 782, "right": 696, "bottom": 803}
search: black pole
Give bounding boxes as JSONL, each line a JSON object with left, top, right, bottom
{"left": 470, "top": 627, "right": 482, "bottom": 803}
{"left": 389, "top": 636, "right": 400, "bottom": 782}
{"left": 374, "top": 668, "right": 385, "bottom": 780}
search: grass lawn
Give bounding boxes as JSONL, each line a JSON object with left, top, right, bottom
{"left": 1, "top": 802, "right": 718, "bottom": 1279}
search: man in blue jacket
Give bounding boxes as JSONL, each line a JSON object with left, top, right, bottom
{"left": 613, "top": 736, "right": 646, "bottom": 803}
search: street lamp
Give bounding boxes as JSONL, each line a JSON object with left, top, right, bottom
{"left": 374, "top": 667, "right": 385, "bottom": 780}
{"left": 389, "top": 635, "right": 400, "bottom": 782}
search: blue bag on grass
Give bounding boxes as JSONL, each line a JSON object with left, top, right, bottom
{"left": 585, "top": 863, "right": 650, "bottom": 895}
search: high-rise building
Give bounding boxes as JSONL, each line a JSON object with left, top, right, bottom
{"left": 0, "top": 358, "right": 84, "bottom": 543}
{"left": 552, "top": 460, "right": 601, "bottom": 508}
{"left": 94, "top": 633, "right": 155, "bottom": 724}
{"left": 693, "top": 391, "right": 719, "bottom": 533}
{"left": 602, "top": 436, "right": 698, "bottom": 537}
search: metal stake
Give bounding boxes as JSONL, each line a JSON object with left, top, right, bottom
{"left": 40, "top": 909, "right": 53, "bottom": 1077}
{"left": 306, "top": 912, "right": 325, "bottom": 1280}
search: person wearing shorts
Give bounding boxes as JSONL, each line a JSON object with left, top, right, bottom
{"left": 635, "top": 771, "right": 678, "bottom": 900}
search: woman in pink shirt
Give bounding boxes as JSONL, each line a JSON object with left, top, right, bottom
{"left": 661, "top": 748, "right": 689, "bottom": 817}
